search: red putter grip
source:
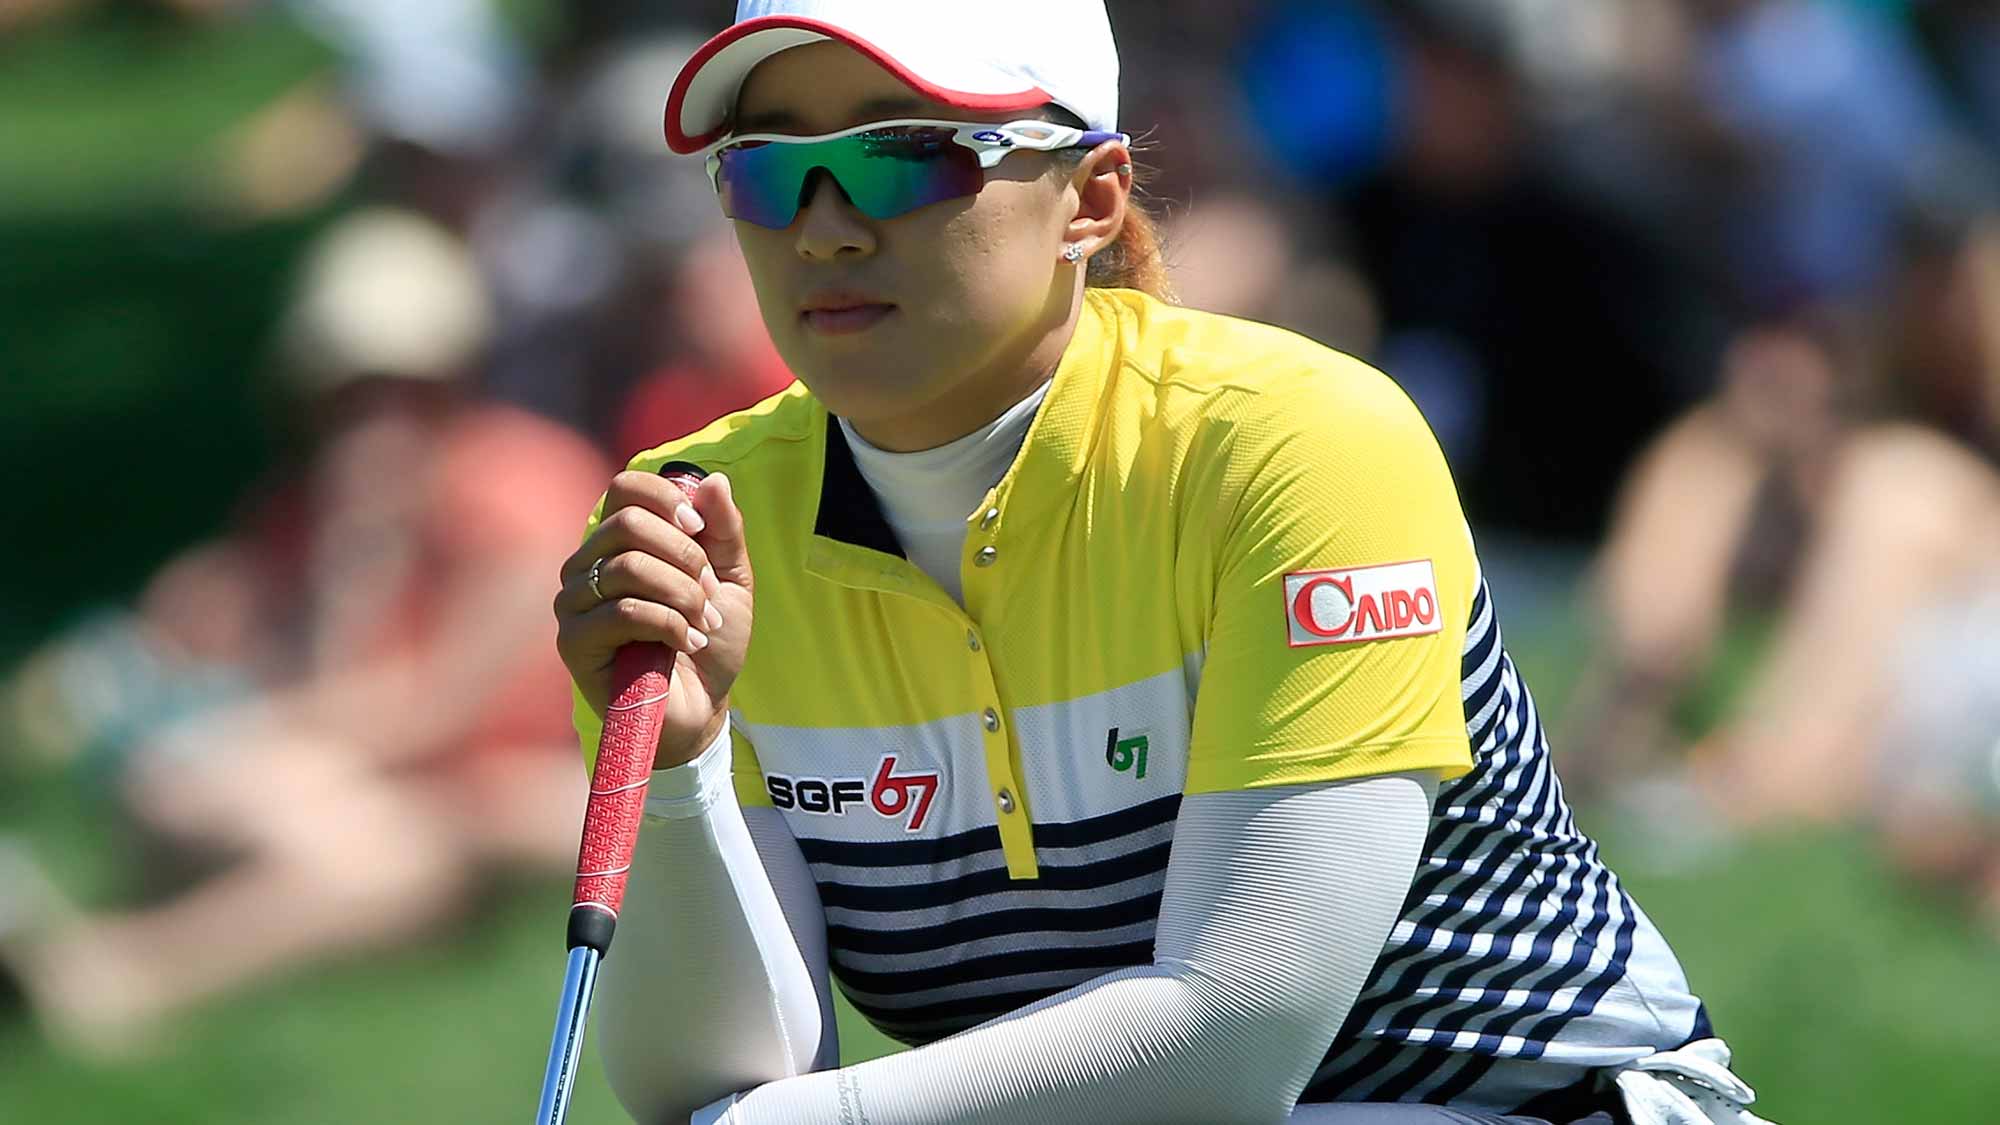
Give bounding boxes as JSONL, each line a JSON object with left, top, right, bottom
{"left": 567, "top": 465, "right": 707, "bottom": 954}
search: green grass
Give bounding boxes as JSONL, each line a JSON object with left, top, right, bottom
{"left": 3, "top": 764, "right": 1996, "bottom": 1122}
{"left": 0, "top": 590, "right": 1992, "bottom": 1120}
{"left": 0, "top": 2, "right": 564, "bottom": 218}
{"left": 0, "top": 10, "right": 332, "bottom": 216}
{"left": 1592, "top": 829, "right": 2000, "bottom": 1120}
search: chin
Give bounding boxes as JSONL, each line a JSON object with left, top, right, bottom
{"left": 788, "top": 363, "right": 921, "bottom": 420}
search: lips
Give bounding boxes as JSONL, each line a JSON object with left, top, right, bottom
{"left": 800, "top": 291, "right": 896, "bottom": 336}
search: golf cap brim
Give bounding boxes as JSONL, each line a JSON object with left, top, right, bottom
{"left": 664, "top": 16, "right": 1055, "bottom": 154}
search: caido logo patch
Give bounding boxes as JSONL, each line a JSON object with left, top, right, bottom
{"left": 767, "top": 755, "right": 940, "bottom": 832}
{"left": 1283, "top": 560, "right": 1441, "bottom": 648}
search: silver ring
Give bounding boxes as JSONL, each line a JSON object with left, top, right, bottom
{"left": 588, "top": 558, "right": 607, "bottom": 606}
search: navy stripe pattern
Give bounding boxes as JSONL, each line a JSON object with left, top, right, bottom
{"left": 1303, "top": 582, "right": 1677, "bottom": 1105}
{"left": 806, "top": 581, "right": 1699, "bottom": 1102}
{"left": 815, "top": 795, "right": 1181, "bottom": 1043}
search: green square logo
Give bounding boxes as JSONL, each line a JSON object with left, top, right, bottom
{"left": 1104, "top": 727, "right": 1150, "bottom": 780}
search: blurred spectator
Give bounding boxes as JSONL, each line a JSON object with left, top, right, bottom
{"left": 1679, "top": 0, "right": 1976, "bottom": 308}
{"left": 0, "top": 208, "right": 607, "bottom": 1052}
{"left": 1235, "top": 0, "right": 1401, "bottom": 189}
{"left": 1295, "top": 0, "right": 1726, "bottom": 538}
{"left": 1570, "top": 208, "right": 2000, "bottom": 926}
{"left": 3, "top": 0, "right": 531, "bottom": 221}
{"left": 287, "top": 0, "right": 529, "bottom": 157}
{"left": 1563, "top": 316, "right": 1849, "bottom": 797}
{"left": 1163, "top": 191, "right": 1382, "bottom": 359}
{"left": 606, "top": 222, "right": 798, "bottom": 460}
{"left": 1931, "top": 0, "right": 2000, "bottom": 155}
{"left": 473, "top": 34, "right": 743, "bottom": 437}
{"left": 0, "top": 0, "right": 246, "bottom": 35}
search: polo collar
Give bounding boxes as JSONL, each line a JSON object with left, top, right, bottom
{"left": 814, "top": 408, "right": 906, "bottom": 558}
{"left": 808, "top": 290, "right": 1118, "bottom": 557}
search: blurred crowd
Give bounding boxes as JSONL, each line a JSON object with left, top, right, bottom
{"left": 2, "top": 0, "right": 1998, "bottom": 1056}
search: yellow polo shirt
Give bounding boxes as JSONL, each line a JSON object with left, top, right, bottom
{"left": 568, "top": 290, "right": 1715, "bottom": 1093}
{"left": 575, "top": 286, "right": 1476, "bottom": 883}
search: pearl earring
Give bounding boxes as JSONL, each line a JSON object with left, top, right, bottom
{"left": 1063, "top": 243, "right": 1086, "bottom": 263}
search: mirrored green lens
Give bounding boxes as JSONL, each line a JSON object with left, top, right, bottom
{"left": 713, "top": 128, "right": 987, "bottom": 230}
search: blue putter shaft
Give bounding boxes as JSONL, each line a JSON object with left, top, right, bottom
{"left": 536, "top": 944, "right": 603, "bottom": 1125}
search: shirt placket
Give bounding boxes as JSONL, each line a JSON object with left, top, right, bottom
{"left": 805, "top": 504, "right": 1040, "bottom": 881}
{"left": 962, "top": 493, "right": 1038, "bottom": 879}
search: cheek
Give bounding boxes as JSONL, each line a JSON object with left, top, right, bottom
{"left": 917, "top": 197, "right": 1061, "bottom": 332}
{"left": 727, "top": 189, "right": 1063, "bottom": 390}
{"left": 733, "top": 227, "right": 799, "bottom": 337}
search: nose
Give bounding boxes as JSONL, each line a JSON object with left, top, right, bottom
{"left": 794, "top": 171, "right": 877, "bottom": 263}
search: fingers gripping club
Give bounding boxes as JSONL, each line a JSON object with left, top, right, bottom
{"left": 568, "top": 461, "right": 710, "bottom": 954}
{"left": 537, "top": 461, "right": 707, "bottom": 1125}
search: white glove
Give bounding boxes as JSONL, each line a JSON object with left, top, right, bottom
{"left": 1610, "top": 1038, "right": 1776, "bottom": 1125}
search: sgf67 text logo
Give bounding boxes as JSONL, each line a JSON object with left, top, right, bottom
{"left": 767, "top": 755, "right": 940, "bottom": 832}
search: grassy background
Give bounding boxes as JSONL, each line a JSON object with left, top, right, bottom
{"left": 4, "top": 8, "right": 1997, "bottom": 1122}
{"left": 6, "top": 767, "right": 1999, "bottom": 1123}
{"left": 5, "top": 598, "right": 1998, "bottom": 1122}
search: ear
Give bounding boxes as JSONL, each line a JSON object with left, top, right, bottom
{"left": 1063, "top": 140, "right": 1133, "bottom": 262}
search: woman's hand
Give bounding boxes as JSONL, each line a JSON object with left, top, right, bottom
{"left": 555, "top": 471, "right": 753, "bottom": 768}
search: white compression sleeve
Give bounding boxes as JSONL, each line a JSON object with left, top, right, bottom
{"left": 709, "top": 772, "right": 1438, "bottom": 1125}
{"left": 594, "top": 728, "right": 836, "bottom": 1123}
{"left": 740, "top": 806, "right": 840, "bottom": 1073}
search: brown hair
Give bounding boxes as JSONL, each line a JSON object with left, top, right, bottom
{"left": 1087, "top": 188, "right": 1173, "bottom": 301}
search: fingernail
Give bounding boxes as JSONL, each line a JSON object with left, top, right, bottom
{"left": 710, "top": 472, "right": 732, "bottom": 500}
{"left": 686, "top": 628, "right": 710, "bottom": 652}
{"left": 675, "top": 504, "right": 706, "bottom": 535}
{"left": 704, "top": 604, "right": 724, "bottom": 631}
{"left": 700, "top": 565, "right": 719, "bottom": 594}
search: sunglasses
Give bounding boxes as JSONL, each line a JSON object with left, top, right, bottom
{"left": 705, "top": 118, "right": 1129, "bottom": 230}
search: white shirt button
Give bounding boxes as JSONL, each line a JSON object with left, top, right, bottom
{"left": 980, "top": 508, "right": 1000, "bottom": 530}
{"left": 974, "top": 546, "right": 998, "bottom": 567}
{"left": 982, "top": 707, "right": 1001, "bottom": 732}
{"left": 997, "top": 789, "right": 1016, "bottom": 814}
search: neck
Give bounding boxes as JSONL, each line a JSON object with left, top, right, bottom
{"left": 847, "top": 281, "right": 1083, "bottom": 453}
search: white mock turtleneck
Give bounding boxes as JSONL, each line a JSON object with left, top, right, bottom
{"left": 836, "top": 380, "right": 1052, "bottom": 605}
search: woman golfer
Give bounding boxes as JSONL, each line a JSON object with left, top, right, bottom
{"left": 553, "top": 3, "right": 1769, "bottom": 1122}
